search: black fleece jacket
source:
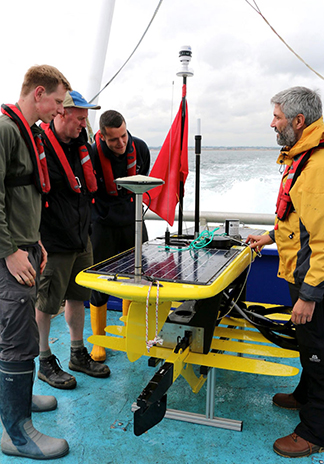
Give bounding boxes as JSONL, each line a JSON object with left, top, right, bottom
{"left": 40, "top": 123, "right": 94, "bottom": 253}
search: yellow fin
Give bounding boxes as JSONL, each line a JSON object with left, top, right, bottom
{"left": 126, "top": 300, "right": 171, "bottom": 362}
{"left": 187, "top": 351, "right": 299, "bottom": 377}
{"left": 88, "top": 335, "right": 126, "bottom": 352}
{"left": 211, "top": 339, "right": 298, "bottom": 358}
{"left": 105, "top": 325, "right": 126, "bottom": 337}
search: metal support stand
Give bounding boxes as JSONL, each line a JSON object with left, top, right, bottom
{"left": 114, "top": 174, "right": 164, "bottom": 284}
{"left": 131, "top": 367, "right": 242, "bottom": 431}
{"left": 134, "top": 191, "right": 144, "bottom": 283}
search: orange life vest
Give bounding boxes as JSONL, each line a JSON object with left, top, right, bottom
{"left": 42, "top": 123, "right": 97, "bottom": 193}
{"left": 276, "top": 141, "right": 324, "bottom": 221}
{"left": 1, "top": 104, "right": 50, "bottom": 193}
{"left": 94, "top": 131, "right": 136, "bottom": 196}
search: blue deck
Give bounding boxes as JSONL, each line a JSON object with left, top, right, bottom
{"left": 1, "top": 307, "right": 323, "bottom": 464}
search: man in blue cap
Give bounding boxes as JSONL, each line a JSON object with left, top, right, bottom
{"left": 35, "top": 91, "right": 110, "bottom": 390}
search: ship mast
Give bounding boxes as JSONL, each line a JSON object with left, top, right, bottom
{"left": 85, "top": 0, "right": 115, "bottom": 130}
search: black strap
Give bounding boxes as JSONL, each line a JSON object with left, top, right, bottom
{"left": 4, "top": 174, "right": 34, "bottom": 187}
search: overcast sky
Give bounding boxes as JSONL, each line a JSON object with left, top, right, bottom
{"left": 2, "top": 0, "right": 324, "bottom": 147}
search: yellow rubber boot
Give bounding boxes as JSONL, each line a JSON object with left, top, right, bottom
{"left": 90, "top": 304, "right": 107, "bottom": 362}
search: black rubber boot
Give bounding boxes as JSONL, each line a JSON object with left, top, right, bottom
{"left": 0, "top": 359, "right": 69, "bottom": 460}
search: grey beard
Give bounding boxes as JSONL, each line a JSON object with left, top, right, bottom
{"left": 276, "top": 123, "right": 297, "bottom": 147}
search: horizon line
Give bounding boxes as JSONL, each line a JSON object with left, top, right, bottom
{"left": 149, "top": 145, "right": 278, "bottom": 150}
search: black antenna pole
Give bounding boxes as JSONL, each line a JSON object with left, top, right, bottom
{"left": 194, "top": 119, "right": 202, "bottom": 238}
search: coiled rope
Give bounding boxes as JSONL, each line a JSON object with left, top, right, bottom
{"left": 145, "top": 280, "right": 163, "bottom": 351}
{"left": 163, "top": 227, "right": 226, "bottom": 253}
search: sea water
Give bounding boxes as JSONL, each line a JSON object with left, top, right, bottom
{"left": 145, "top": 147, "right": 282, "bottom": 239}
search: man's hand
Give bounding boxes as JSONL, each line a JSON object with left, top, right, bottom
{"left": 5, "top": 249, "right": 36, "bottom": 286}
{"left": 245, "top": 233, "right": 274, "bottom": 252}
{"left": 291, "top": 298, "right": 315, "bottom": 325}
{"left": 38, "top": 240, "right": 47, "bottom": 274}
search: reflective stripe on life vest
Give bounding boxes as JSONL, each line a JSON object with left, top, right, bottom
{"left": 35, "top": 136, "right": 51, "bottom": 193}
{"left": 78, "top": 145, "right": 98, "bottom": 192}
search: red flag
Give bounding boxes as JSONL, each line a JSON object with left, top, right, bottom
{"left": 143, "top": 87, "right": 188, "bottom": 226}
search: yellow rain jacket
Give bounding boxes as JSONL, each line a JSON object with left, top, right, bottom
{"left": 273, "top": 117, "right": 324, "bottom": 302}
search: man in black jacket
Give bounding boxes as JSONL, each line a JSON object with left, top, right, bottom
{"left": 90, "top": 110, "right": 150, "bottom": 362}
{"left": 36, "top": 91, "right": 110, "bottom": 390}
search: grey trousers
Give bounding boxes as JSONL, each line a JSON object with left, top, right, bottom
{"left": 0, "top": 244, "right": 41, "bottom": 362}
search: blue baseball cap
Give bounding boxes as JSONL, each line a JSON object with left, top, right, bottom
{"left": 63, "top": 90, "right": 101, "bottom": 110}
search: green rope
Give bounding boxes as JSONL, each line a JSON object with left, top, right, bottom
{"left": 162, "top": 227, "right": 227, "bottom": 252}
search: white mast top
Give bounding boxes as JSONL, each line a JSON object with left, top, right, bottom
{"left": 176, "top": 45, "right": 194, "bottom": 77}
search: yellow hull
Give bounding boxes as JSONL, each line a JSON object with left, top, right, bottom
{"left": 76, "top": 244, "right": 253, "bottom": 303}
{"left": 79, "top": 230, "right": 298, "bottom": 390}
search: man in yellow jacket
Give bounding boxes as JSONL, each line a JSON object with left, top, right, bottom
{"left": 247, "top": 86, "right": 324, "bottom": 458}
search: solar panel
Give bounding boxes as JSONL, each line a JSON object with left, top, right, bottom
{"left": 86, "top": 241, "right": 241, "bottom": 286}
{"left": 85, "top": 227, "right": 265, "bottom": 286}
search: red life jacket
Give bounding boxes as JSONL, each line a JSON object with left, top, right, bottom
{"left": 94, "top": 131, "right": 136, "bottom": 196}
{"left": 276, "top": 141, "right": 324, "bottom": 221}
{"left": 41, "top": 124, "right": 97, "bottom": 193}
{"left": 1, "top": 104, "right": 50, "bottom": 193}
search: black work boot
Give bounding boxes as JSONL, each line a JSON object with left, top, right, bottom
{"left": 38, "top": 355, "right": 76, "bottom": 390}
{"left": 0, "top": 359, "right": 69, "bottom": 460}
{"left": 69, "top": 347, "right": 110, "bottom": 378}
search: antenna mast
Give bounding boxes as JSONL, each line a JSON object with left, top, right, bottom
{"left": 176, "top": 46, "right": 194, "bottom": 236}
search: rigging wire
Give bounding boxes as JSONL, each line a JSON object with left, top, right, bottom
{"left": 89, "top": 0, "right": 164, "bottom": 103}
{"left": 245, "top": 0, "right": 324, "bottom": 81}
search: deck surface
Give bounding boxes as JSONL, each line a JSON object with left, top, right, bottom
{"left": 1, "top": 307, "right": 319, "bottom": 464}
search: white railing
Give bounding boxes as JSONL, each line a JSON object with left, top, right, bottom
{"left": 145, "top": 210, "right": 275, "bottom": 226}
